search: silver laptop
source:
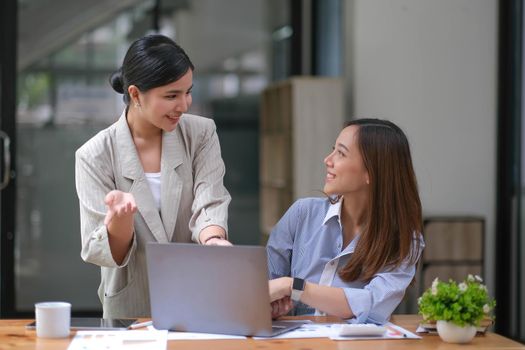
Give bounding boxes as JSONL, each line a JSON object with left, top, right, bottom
{"left": 145, "top": 243, "right": 305, "bottom": 337}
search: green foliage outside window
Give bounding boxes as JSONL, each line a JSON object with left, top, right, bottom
{"left": 18, "top": 73, "right": 50, "bottom": 108}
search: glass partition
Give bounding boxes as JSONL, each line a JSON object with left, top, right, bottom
{"left": 11, "top": 0, "right": 290, "bottom": 316}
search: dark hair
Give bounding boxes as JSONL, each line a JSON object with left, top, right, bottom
{"left": 109, "top": 34, "right": 194, "bottom": 104}
{"left": 338, "top": 118, "right": 423, "bottom": 282}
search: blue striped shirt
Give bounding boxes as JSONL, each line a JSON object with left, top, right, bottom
{"left": 266, "top": 197, "right": 424, "bottom": 324}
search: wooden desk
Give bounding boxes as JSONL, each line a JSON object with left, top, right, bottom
{"left": 0, "top": 315, "right": 523, "bottom": 349}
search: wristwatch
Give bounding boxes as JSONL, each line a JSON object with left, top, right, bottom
{"left": 291, "top": 277, "right": 305, "bottom": 302}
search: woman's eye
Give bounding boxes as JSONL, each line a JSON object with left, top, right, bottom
{"left": 338, "top": 150, "right": 345, "bottom": 157}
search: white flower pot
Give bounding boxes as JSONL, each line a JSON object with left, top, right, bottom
{"left": 436, "top": 320, "right": 477, "bottom": 344}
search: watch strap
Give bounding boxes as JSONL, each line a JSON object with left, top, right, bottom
{"left": 291, "top": 277, "right": 305, "bottom": 302}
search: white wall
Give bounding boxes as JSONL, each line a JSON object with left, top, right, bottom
{"left": 344, "top": 0, "right": 498, "bottom": 292}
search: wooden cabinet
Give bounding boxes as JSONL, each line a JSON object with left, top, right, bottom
{"left": 259, "top": 77, "right": 344, "bottom": 241}
{"left": 419, "top": 217, "right": 484, "bottom": 290}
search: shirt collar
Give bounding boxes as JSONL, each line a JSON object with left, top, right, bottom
{"left": 322, "top": 199, "right": 342, "bottom": 226}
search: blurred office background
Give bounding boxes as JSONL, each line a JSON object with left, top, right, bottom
{"left": 0, "top": 0, "right": 524, "bottom": 343}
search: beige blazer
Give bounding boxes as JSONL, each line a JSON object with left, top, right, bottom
{"left": 75, "top": 111, "right": 230, "bottom": 318}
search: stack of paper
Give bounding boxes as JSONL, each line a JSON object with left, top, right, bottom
{"left": 68, "top": 330, "right": 168, "bottom": 350}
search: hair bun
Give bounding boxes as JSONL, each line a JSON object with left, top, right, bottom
{"left": 109, "top": 69, "right": 125, "bottom": 93}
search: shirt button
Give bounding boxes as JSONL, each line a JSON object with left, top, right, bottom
{"left": 330, "top": 261, "right": 335, "bottom": 266}
{"left": 96, "top": 233, "right": 103, "bottom": 240}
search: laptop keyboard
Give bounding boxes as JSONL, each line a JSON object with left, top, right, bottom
{"left": 270, "top": 321, "right": 305, "bottom": 336}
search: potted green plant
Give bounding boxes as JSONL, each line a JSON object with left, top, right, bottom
{"left": 418, "top": 274, "right": 496, "bottom": 343}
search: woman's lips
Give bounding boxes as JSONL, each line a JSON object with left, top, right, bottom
{"left": 166, "top": 114, "right": 181, "bottom": 122}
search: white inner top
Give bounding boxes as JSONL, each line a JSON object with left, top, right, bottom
{"left": 145, "top": 172, "right": 161, "bottom": 210}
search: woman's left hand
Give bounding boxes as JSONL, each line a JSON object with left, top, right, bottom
{"left": 203, "top": 237, "right": 232, "bottom": 246}
{"left": 199, "top": 225, "right": 231, "bottom": 245}
{"left": 269, "top": 277, "right": 293, "bottom": 302}
{"left": 271, "top": 296, "right": 293, "bottom": 319}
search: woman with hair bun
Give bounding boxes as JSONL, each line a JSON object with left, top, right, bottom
{"left": 267, "top": 119, "right": 424, "bottom": 324}
{"left": 75, "top": 34, "right": 231, "bottom": 318}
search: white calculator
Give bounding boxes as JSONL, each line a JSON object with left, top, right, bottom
{"left": 336, "top": 323, "right": 387, "bottom": 337}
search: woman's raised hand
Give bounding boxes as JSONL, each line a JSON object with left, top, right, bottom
{"left": 104, "top": 190, "right": 137, "bottom": 226}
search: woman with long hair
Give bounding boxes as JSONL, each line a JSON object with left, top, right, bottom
{"left": 268, "top": 118, "right": 424, "bottom": 324}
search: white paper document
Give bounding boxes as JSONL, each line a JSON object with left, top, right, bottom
{"left": 147, "top": 325, "right": 247, "bottom": 340}
{"left": 416, "top": 325, "right": 432, "bottom": 333}
{"left": 67, "top": 330, "right": 168, "bottom": 350}
{"left": 254, "top": 322, "right": 421, "bottom": 340}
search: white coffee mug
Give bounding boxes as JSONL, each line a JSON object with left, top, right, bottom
{"left": 34, "top": 302, "right": 71, "bottom": 338}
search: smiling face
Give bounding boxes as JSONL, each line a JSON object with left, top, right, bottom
{"left": 133, "top": 69, "right": 193, "bottom": 132}
{"left": 323, "top": 125, "right": 370, "bottom": 197}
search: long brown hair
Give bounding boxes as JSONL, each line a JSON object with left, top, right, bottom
{"left": 338, "top": 118, "right": 423, "bottom": 282}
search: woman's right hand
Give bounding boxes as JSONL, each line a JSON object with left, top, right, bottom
{"left": 269, "top": 277, "right": 293, "bottom": 302}
{"left": 104, "top": 190, "right": 137, "bottom": 226}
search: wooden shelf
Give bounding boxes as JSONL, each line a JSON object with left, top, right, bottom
{"left": 259, "top": 77, "right": 344, "bottom": 241}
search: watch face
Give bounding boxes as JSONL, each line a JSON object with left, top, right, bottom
{"left": 293, "top": 277, "right": 305, "bottom": 291}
